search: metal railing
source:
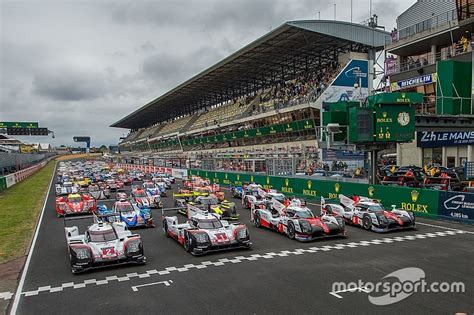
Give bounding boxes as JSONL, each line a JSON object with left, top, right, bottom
{"left": 389, "top": 7, "right": 458, "bottom": 44}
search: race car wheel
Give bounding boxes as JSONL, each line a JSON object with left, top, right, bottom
{"left": 183, "top": 233, "right": 193, "bottom": 253}
{"left": 287, "top": 222, "right": 296, "bottom": 239}
{"left": 163, "top": 220, "right": 170, "bottom": 238}
{"left": 254, "top": 212, "right": 261, "bottom": 228}
{"left": 363, "top": 216, "right": 372, "bottom": 230}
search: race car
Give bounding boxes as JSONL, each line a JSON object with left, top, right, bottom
{"left": 328, "top": 195, "right": 416, "bottom": 233}
{"left": 251, "top": 198, "right": 345, "bottom": 241}
{"left": 230, "top": 182, "right": 259, "bottom": 198}
{"left": 153, "top": 177, "right": 171, "bottom": 190}
{"left": 56, "top": 193, "right": 97, "bottom": 217}
{"left": 55, "top": 181, "right": 79, "bottom": 196}
{"left": 105, "top": 179, "right": 119, "bottom": 191}
{"left": 97, "top": 200, "right": 155, "bottom": 228}
{"left": 116, "top": 192, "right": 128, "bottom": 201}
{"left": 131, "top": 187, "right": 151, "bottom": 208}
{"left": 190, "top": 195, "right": 238, "bottom": 220}
{"left": 142, "top": 181, "right": 163, "bottom": 207}
{"left": 65, "top": 218, "right": 146, "bottom": 273}
{"left": 73, "top": 176, "right": 92, "bottom": 188}
{"left": 87, "top": 184, "right": 110, "bottom": 200}
{"left": 162, "top": 204, "right": 251, "bottom": 255}
{"left": 243, "top": 187, "right": 287, "bottom": 210}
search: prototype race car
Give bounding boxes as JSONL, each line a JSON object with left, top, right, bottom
{"left": 251, "top": 198, "right": 345, "bottom": 241}
{"left": 97, "top": 200, "right": 155, "bottom": 228}
{"left": 87, "top": 184, "right": 110, "bottom": 200}
{"left": 327, "top": 195, "right": 416, "bottom": 233}
{"left": 190, "top": 195, "right": 238, "bottom": 220}
{"left": 142, "top": 181, "right": 163, "bottom": 207}
{"left": 65, "top": 218, "right": 146, "bottom": 273}
{"left": 56, "top": 193, "right": 97, "bottom": 217}
{"left": 131, "top": 187, "right": 151, "bottom": 208}
{"left": 55, "top": 181, "right": 79, "bottom": 196}
{"left": 162, "top": 205, "right": 251, "bottom": 255}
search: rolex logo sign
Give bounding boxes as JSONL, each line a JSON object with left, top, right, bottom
{"left": 205, "top": 172, "right": 208, "bottom": 178}
{"left": 334, "top": 183, "right": 340, "bottom": 193}
{"left": 411, "top": 190, "right": 419, "bottom": 202}
{"left": 368, "top": 186, "right": 375, "bottom": 197}
{"left": 285, "top": 178, "right": 289, "bottom": 187}
{"left": 250, "top": 175, "right": 254, "bottom": 182}
{"left": 225, "top": 174, "right": 228, "bottom": 179}
{"left": 266, "top": 177, "right": 270, "bottom": 185}
{"left": 307, "top": 180, "right": 312, "bottom": 189}
{"left": 237, "top": 174, "right": 240, "bottom": 180}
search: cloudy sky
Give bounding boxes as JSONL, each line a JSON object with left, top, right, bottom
{"left": 1, "top": 0, "right": 413, "bottom": 147}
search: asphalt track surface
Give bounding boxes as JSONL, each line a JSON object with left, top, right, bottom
{"left": 9, "top": 166, "right": 474, "bottom": 314}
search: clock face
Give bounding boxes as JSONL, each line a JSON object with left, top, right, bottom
{"left": 397, "top": 112, "right": 410, "bottom": 126}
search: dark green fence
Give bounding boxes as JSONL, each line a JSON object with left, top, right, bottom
{"left": 188, "top": 169, "right": 440, "bottom": 219}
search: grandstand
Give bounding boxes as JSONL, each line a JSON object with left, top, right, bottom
{"left": 112, "top": 20, "right": 389, "bottom": 155}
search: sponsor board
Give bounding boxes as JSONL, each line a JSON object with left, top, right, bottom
{"left": 438, "top": 191, "right": 474, "bottom": 223}
{"left": 417, "top": 131, "right": 474, "bottom": 148}
{"left": 390, "top": 73, "right": 437, "bottom": 92}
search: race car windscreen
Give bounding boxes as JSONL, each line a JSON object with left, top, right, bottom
{"left": 368, "top": 204, "right": 385, "bottom": 212}
{"left": 68, "top": 196, "right": 82, "bottom": 202}
{"left": 89, "top": 229, "right": 117, "bottom": 242}
{"left": 116, "top": 203, "right": 134, "bottom": 212}
{"left": 197, "top": 218, "right": 222, "bottom": 229}
{"left": 134, "top": 191, "right": 147, "bottom": 197}
{"left": 144, "top": 183, "right": 154, "bottom": 188}
{"left": 295, "top": 209, "right": 315, "bottom": 218}
{"left": 273, "top": 194, "right": 286, "bottom": 202}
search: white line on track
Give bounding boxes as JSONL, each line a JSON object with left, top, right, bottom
{"left": 416, "top": 222, "right": 474, "bottom": 234}
{"left": 1, "top": 229, "right": 465, "bottom": 300}
{"left": 131, "top": 280, "right": 173, "bottom": 292}
{"left": 329, "top": 286, "right": 370, "bottom": 298}
{"left": 10, "top": 162, "right": 56, "bottom": 315}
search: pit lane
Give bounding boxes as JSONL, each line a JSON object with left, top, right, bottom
{"left": 9, "top": 165, "right": 474, "bottom": 314}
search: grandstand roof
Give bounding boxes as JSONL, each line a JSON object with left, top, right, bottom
{"left": 112, "top": 20, "right": 390, "bottom": 129}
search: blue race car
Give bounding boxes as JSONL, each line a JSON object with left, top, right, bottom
{"left": 97, "top": 201, "right": 155, "bottom": 228}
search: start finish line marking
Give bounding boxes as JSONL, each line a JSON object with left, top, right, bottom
{"left": 131, "top": 280, "right": 173, "bottom": 292}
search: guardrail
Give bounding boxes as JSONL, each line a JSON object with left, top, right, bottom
{"left": 0, "top": 160, "right": 49, "bottom": 191}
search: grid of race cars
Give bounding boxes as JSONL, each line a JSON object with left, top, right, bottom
{"left": 56, "top": 160, "right": 416, "bottom": 274}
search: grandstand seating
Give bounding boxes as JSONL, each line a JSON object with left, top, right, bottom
{"left": 156, "top": 115, "right": 193, "bottom": 136}
{"left": 189, "top": 96, "right": 256, "bottom": 130}
{"left": 139, "top": 124, "right": 163, "bottom": 139}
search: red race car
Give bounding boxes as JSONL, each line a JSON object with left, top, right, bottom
{"left": 56, "top": 193, "right": 97, "bottom": 217}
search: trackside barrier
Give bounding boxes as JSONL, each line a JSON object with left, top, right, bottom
{"left": 0, "top": 160, "right": 48, "bottom": 192}
{"left": 188, "top": 169, "right": 441, "bottom": 220}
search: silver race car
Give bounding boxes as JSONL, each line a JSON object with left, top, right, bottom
{"left": 65, "top": 217, "right": 146, "bottom": 273}
{"left": 163, "top": 205, "right": 251, "bottom": 255}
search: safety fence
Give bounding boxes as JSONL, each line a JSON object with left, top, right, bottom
{"left": 187, "top": 169, "right": 474, "bottom": 224}
{"left": 0, "top": 160, "right": 49, "bottom": 191}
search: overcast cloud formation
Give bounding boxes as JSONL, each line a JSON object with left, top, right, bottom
{"left": 1, "top": 0, "right": 413, "bottom": 147}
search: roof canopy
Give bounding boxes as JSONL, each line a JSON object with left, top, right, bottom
{"left": 112, "top": 20, "right": 390, "bottom": 129}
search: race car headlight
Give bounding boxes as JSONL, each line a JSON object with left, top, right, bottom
{"left": 73, "top": 247, "right": 90, "bottom": 260}
{"left": 126, "top": 241, "right": 141, "bottom": 254}
{"left": 299, "top": 220, "right": 312, "bottom": 233}
{"left": 237, "top": 228, "right": 248, "bottom": 239}
{"left": 193, "top": 233, "right": 209, "bottom": 244}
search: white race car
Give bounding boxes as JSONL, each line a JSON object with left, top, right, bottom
{"left": 251, "top": 198, "right": 346, "bottom": 241}
{"left": 65, "top": 218, "right": 146, "bottom": 273}
{"left": 322, "top": 195, "right": 416, "bottom": 233}
{"left": 162, "top": 205, "right": 251, "bottom": 255}
{"left": 55, "top": 181, "right": 79, "bottom": 196}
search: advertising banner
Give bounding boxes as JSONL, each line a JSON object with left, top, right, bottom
{"left": 188, "top": 169, "right": 440, "bottom": 219}
{"left": 417, "top": 131, "right": 474, "bottom": 147}
{"left": 390, "top": 73, "right": 437, "bottom": 92}
{"left": 171, "top": 168, "right": 188, "bottom": 179}
{"left": 5, "top": 174, "right": 16, "bottom": 188}
{"left": 438, "top": 191, "right": 474, "bottom": 223}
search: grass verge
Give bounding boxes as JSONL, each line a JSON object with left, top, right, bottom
{"left": 0, "top": 161, "right": 55, "bottom": 263}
